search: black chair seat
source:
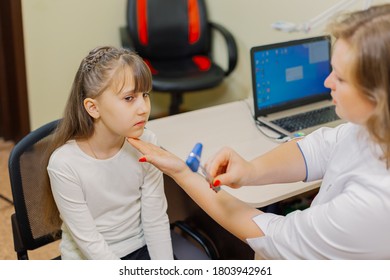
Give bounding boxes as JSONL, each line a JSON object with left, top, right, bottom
{"left": 151, "top": 61, "right": 225, "bottom": 92}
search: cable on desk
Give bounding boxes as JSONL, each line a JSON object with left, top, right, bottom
{"left": 240, "top": 99, "right": 291, "bottom": 143}
{"left": 255, "top": 120, "right": 291, "bottom": 143}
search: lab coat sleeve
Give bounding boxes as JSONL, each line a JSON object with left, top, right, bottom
{"left": 297, "top": 124, "right": 347, "bottom": 182}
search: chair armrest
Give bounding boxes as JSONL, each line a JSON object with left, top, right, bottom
{"left": 119, "top": 26, "right": 135, "bottom": 50}
{"left": 171, "top": 220, "right": 219, "bottom": 259}
{"left": 11, "top": 213, "right": 28, "bottom": 260}
{"left": 209, "top": 22, "right": 238, "bottom": 77}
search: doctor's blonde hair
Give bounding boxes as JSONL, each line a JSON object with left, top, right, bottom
{"left": 327, "top": 4, "right": 390, "bottom": 166}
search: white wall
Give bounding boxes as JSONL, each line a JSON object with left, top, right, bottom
{"left": 22, "top": 0, "right": 388, "bottom": 129}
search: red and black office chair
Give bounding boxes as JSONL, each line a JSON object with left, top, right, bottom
{"left": 120, "top": 0, "right": 238, "bottom": 115}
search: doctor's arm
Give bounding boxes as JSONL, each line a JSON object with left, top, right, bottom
{"left": 128, "top": 138, "right": 306, "bottom": 242}
{"left": 207, "top": 139, "right": 307, "bottom": 189}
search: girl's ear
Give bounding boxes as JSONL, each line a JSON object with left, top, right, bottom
{"left": 83, "top": 98, "right": 100, "bottom": 119}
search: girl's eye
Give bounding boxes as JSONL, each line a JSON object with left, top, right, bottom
{"left": 143, "top": 92, "right": 150, "bottom": 98}
{"left": 124, "top": 96, "right": 134, "bottom": 102}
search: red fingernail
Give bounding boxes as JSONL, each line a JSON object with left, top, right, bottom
{"left": 213, "top": 180, "right": 221, "bottom": 187}
{"left": 139, "top": 157, "right": 147, "bottom": 162}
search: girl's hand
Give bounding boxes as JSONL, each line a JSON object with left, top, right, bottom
{"left": 205, "top": 147, "right": 254, "bottom": 189}
{"left": 127, "top": 138, "right": 189, "bottom": 178}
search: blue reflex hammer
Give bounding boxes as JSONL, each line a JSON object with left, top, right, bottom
{"left": 185, "top": 143, "right": 220, "bottom": 193}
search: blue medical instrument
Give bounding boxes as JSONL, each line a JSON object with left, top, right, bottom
{"left": 186, "top": 143, "right": 220, "bottom": 192}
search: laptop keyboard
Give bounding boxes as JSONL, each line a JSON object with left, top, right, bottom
{"left": 271, "top": 106, "right": 340, "bottom": 132}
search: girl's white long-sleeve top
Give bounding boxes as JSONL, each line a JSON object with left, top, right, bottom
{"left": 247, "top": 123, "right": 390, "bottom": 259}
{"left": 47, "top": 129, "right": 173, "bottom": 260}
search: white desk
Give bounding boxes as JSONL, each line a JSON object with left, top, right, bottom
{"left": 147, "top": 100, "right": 320, "bottom": 208}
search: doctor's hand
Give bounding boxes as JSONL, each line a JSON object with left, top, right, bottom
{"left": 127, "top": 138, "right": 190, "bottom": 179}
{"left": 205, "top": 147, "right": 255, "bottom": 189}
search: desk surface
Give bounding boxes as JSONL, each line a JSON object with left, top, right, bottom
{"left": 147, "top": 100, "right": 320, "bottom": 208}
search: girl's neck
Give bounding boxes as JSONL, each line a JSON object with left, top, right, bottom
{"left": 85, "top": 132, "right": 125, "bottom": 160}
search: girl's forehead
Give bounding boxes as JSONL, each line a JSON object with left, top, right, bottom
{"left": 111, "top": 66, "right": 135, "bottom": 93}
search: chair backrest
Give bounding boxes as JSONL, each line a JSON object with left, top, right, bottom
{"left": 126, "top": 0, "right": 211, "bottom": 59}
{"left": 8, "top": 120, "right": 61, "bottom": 259}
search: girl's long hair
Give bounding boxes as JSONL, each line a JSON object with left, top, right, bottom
{"left": 43, "top": 47, "right": 152, "bottom": 227}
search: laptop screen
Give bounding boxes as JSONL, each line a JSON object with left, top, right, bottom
{"left": 251, "top": 35, "right": 332, "bottom": 116}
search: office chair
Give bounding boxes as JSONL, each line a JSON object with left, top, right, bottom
{"left": 8, "top": 119, "right": 61, "bottom": 260}
{"left": 8, "top": 119, "right": 218, "bottom": 260}
{"left": 120, "top": 0, "right": 238, "bottom": 115}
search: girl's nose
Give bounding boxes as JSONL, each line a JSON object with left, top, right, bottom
{"left": 137, "top": 97, "right": 149, "bottom": 114}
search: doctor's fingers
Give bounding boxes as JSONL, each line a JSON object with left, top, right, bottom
{"left": 205, "top": 147, "right": 237, "bottom": 178}
{"left": 127, "top": 137, "right": 166, "bottom": 158}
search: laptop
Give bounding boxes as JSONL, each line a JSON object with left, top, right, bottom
{"left": 250, "top": 35, "right": 343, "bottom": 137}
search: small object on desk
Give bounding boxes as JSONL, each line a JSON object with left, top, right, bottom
{"left": 293, "top": 132, "right": 305, "bottom": 137}
{"left": 186, "top": 143, "right": 220, "bottom": 193}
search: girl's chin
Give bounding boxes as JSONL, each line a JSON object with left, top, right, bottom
{"left": 126, "top": 128, "right": 144, "bottom": 139}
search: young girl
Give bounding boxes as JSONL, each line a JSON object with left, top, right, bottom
{"left": 45, "top": 46, "right": 173, "bottom": 260}
{"left": 128, "top": 4, "right": 390, "bottom": 259}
